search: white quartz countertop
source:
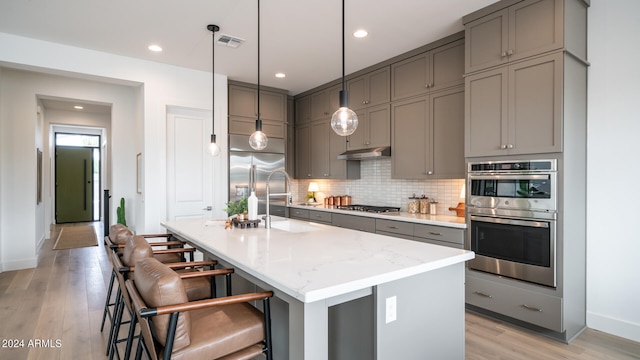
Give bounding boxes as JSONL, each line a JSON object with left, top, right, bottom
{"left": 162, "top": 217, "right": 474, "bottom": 303}
{"left": 288, "top": 204, "right": 467, "bottom": 228}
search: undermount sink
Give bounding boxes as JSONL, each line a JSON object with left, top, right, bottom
{"left": 269, "top": 220, "right": 324, "bottom": 233}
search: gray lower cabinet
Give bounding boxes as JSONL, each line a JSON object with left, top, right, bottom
{"left": 413, "top": 224, "right": 464, "bottom": 249}
{"left": 308, "top": 210, "right": 332, "bottom": 224}
{"left": 269, "top": 204, "right": 289, "bottom": 218}
{"left": 375, "top": 219, "right": 413, "bottom": 240}
{"left": 465, "top": 52, "right": 562, "bottom": 157}
{"left": 466, "top": 273, "right": 562, "bottom": 332}
{"left": 392, "top": 86, "right": 465, "bottom": 179}
{"left": 332, "top": 213, "right": 376, "bottom": 233}
{"left": 289, "top": 208, "right": 309, "bottom": 220}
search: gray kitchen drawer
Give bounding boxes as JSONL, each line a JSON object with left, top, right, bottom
{"left": 413, "top": 237, "right": 464, "bottom": 249}
{"left": 308, "top": 210, "right": 332, "bottom": 224}
{"left": 269, "top": 204, "right": 289, "bottom": 218}
{"left": 289, "top": 208, "right": 310, "bottom": 220}
{"left": 332, "top": 213, "right": 376, "bottom": 233}
{"left": 375, "top": 219, "right": 414, "bottom": 237}
{"left": 466, "top": 275, "right": 562, "bottom": 332}
{"left": 414, "top": 224, "right": 464, "bottom": 246}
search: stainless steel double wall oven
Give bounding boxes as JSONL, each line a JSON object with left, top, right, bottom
{"left": 466, "top": 159, "right": 557, "bottom": 287}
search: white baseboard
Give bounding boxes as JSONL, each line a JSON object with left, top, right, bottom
{"left": 587, "top": 311, "right": 640, "bottom": 343}
{"left": 1, "top": 257, "right": 37, "bottom": 271}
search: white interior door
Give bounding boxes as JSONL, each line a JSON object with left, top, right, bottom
{"left": 166, "top": 108, "right": 213, "bottom": 220}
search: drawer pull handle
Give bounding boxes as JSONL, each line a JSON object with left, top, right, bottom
{"left": 474, "top": 291, "right": 492, "bottom": 299}
{"left": 428, "top": 232, "right": 442, "bottom": 236}
{"left": 521, "top": 304, "right": 543, "bottom": 312}
{"left": 388, "top": 226, "right": 399, "bottom": 229}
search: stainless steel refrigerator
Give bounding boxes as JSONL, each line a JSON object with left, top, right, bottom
{"left": 228, "top": 134, "right": 286, "bottom": 215}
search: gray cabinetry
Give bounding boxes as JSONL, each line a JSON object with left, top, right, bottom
{"left": 392, "top": 86, "right": 464, "bottom": 179}
{"left": 295, "top": 95, "right": 311, "bottom": 124}
{"left": 311, "top": 85, "right": 341, "bottom": 121}
{"left": 308, "top": 210, "right": 332, "bottom": 224}
{"left": 296, "top": 119, "right": 359, "bottom": 180}
{"left": 375, "top": 219, "right": 414, "bottom": 240}
{"left": 289, "top": 208, "right": 309, "bottom": 220}
{"left": 414, "top": 224, "right": 464, "bottom": 249}
{"left": 465, "top": 0, "right": 564, "bottom": 73}
{"left": 466, "top": 274, "right": 562, "bottom": 332}
{"left": 391, "top": 39, "right": 464, "bottom": 101}
{"left": 348, "top": 104, "right": 390, "bottom": 151}
{"left": 465, "top": 52, "right": 562, "bottom": 157}
{"left": 332, "top": 213, "right": 376, "bottom": 233}
{"left": 229, "top": 82, "right": 287, "bottom": 138}
{"left": 347, "top": 67, "right": 390, "bottom": 110}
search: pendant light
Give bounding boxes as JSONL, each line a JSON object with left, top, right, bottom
{"left": 249, "top": 0, "right": 268, "bottom": 150}
{"left": 331, "top": 0, "right": 358, "bottom": 136}
{"left": 207, "top": 24, "right": 221, "bottom": 157}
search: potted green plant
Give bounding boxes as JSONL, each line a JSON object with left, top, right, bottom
{"left": 223, "top": 198, "right": 248, "bottom": 220}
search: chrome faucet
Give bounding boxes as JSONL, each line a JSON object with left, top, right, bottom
{"left": 264, "top": 169, "right": 293, "bottom": 228}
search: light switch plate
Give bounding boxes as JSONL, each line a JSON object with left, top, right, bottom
{"left": 385, "top": 296, "right": 397, "bottom": 323}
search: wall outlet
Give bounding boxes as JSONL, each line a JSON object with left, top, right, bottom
{"left": 385, "top": 296, "right": 397, "bottom": 324}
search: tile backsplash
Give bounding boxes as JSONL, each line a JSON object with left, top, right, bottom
{"left": 293, "top": 158, "right": 465, "bottom": 215}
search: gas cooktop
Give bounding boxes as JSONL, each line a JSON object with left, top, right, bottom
{"left": 336, "top": 204, "right": 400, "bottom": 213}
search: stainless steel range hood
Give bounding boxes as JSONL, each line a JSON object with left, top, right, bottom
{"left": 337, "top": 146, "right": 391, "bottom": 160}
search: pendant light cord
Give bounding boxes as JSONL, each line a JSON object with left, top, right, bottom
{"left": 257, "top": 0, "right": 261, "bottom": 130}
{"left": 341, "top": 0, "right": 345, "bottom": 92}
{"left": 212, "top": 27, "right": 215, "bottom": 138}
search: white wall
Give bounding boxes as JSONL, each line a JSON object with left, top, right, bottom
{"left": 587, "top": 0, "right": 640, "bottom": 342}
{"left": 0, "top": 33, "right": 228, "bottom": 271}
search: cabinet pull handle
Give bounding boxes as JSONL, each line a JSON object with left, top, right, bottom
{"left": 507, "top": 49, "right": 514, "bottom": 56}
{"left": 428, "top": 232, "right": 442, "bottom": 236}
{"left": 501, "top": 51, "right": 507, "bottom": 58}
{"left": 507, "top": 144, "right": 514, "bottom": 149}
{"left": 521, "top": 304, "right": 543, "bottom": 312}
{"left": 474, "top": 291, "right": 492, "bottom": 299}
{"left": 501, "top": 144, "right": 507, "bottom": 149}
{"left": 427, "top": 171, "right": 433, "bottom": 175}
{"left": 388, "top": 226, "right": 399, "bottom": 229}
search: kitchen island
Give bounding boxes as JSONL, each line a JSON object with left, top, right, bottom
{"left": 162, "top": 217, "right": 474, "bottom": 360}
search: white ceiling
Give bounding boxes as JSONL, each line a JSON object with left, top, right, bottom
{"left": 0, "top": 0, "right": 498, "bottom": 96}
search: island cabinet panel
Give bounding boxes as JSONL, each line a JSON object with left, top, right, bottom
{"left": 391, "top": 39, "right": 464, "bottom": 101}
{"left": 347, "top": 67, "right": 390, "bottom": 110}
{"left": 392, "top": 86, "right": 465, "bottom": 179}
{"left": 229, "top": 83, "right": 287, "bottom": 138}
{"left": 332, "top": 213, "right": 376, "bottom": 233}
{"left": 466, "top": 274, "right": 563, "bottom": 332}
{"left": 347, "top": 104, "right": 390, "bottom": 151}
{"left": 465, "top": 52, "right": 562, "bottom": 157}
{"left": 414, "top": 224, "right": 464, "bottom": 249}
{"left": 308, "top": 210, "right": 332, "bottom": 224}
{"left": 465, "top": 0, "right": 564, "bottom": 74}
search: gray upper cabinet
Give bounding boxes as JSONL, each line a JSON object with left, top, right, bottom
{"left": 295, "top": 95, "right": 311, "bottom": 124}
{"left": 311, "top": 85, "right": 341, "bottom": 121}
{"left": 295, "top": 124, "right": 312, "bottom": 178}
{"left": 348, "top": 104, "right": 390, "bottom": 150}
{"left": 347, "top": 67, "right": 390, "bottom": 110}
{"left": 228, "top": 83, "right": 287, "bottom": 138}
{"left": 392, "top": 86, "right": 465, "bottom": 179}
{"left": 465, "top": 0, "right": 582, "bottom": 74}
{"left": 391, "top": 40, "right": 464, "bottom": 101}
{"left": 465, "top": 52, "right": 562, "bottom": 157}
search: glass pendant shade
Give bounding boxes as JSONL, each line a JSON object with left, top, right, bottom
{"left": 249, "top": 129, "right": 268, "bottom": 150}
{"left": 208, "top": 134, "right": 221, "bottom": 156}
{"left": 331, "top": 106, "right": 358, "bottom": 136}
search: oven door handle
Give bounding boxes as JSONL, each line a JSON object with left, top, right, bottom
{"left": 469, "top": 174, "right": 550, "bottom": 181}
{"left": 470, "top": 215, "right": 550, "bottom": 228}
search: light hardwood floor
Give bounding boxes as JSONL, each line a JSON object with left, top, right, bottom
{"left": 0, "top": 223, "right": 638, "bottom": 359}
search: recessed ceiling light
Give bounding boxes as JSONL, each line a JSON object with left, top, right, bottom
{"left": 353, "top": 29, "right": 368, "bottom": 38}
{"left": 74, "top": 105, "right": 84, "bottom": 110}
{"left": 148, "top": 44, "right": 163, "bottom": 52}
{"left": 275, "top": 73, "right": 286, "bottom": 78}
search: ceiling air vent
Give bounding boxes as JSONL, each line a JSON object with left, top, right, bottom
{"left": 217, "top": 34, "right": 245, "bottom": 48}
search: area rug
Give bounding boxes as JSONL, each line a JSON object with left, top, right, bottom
{"left": 52, "top": 226, "right": 98, "bottom": 250}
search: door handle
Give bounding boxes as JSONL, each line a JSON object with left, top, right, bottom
{"left": 203, "top": 206, "right": 213, "bottom": 211}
